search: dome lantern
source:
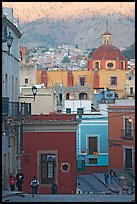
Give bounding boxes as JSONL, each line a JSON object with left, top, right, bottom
{"left": 102, "top": 20, "right": 112, "bottom": 45}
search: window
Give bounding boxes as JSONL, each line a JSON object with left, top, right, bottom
{"left": 110, "top": 77, "right": 117, "bottom": 86}
{"left": 57, "top": 94, "right": 62, "bottom": 106}
{"left": 79, "top": 93, "right": 87, "bottom": 100}
{"left": 120, "top": 62, "right": 124, "bottom": 69}
{"left": 66, "top": 108, "right": 71, "bottom": 114}
{"left": 95, "top": 62, "right": 99, "bottom": 69}
{"left": 66, "top": 93, "right": 69, "bottom": 100}
{"left": 40, "top": 153, "right": 56, "bottom": 184}
{"left": 125, "top": 118, "right": 132, "bottom": 138}
{"left": 25, "top": 78, "right": 28, "bottom": 84}
{"left": 88, "top": 137, "right": 98, "bottom": 155}
{"left": 107, "top": 62, "right": 113, "bottom": 68}
{"left": 130, "top": 87, "right": 133, "bottom": 95}
{"left": 2, "top": 22, "right": 7, "bottom": 42}
{"left": 106, "top": 93, "right": 113, "bottom": 98}
{"left": 77, "top": 108, "right": 83, "bottom": 116}
{"left": 5, "top": 74, "right": 8, "bottom": 97}
{"left": 89, "top": 158, "right": 97, "bottom": 164}
{"left": 79, "top": 77, "right": 86, "bottom": 86}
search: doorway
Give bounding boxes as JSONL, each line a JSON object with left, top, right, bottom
{"left": 125, "top": 148, "right": 132, "bottom": 170}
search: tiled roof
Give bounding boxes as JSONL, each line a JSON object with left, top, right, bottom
{"left": 91, "top": 44, "right": 126, "bottom": 60}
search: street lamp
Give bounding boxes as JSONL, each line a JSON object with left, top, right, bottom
{"left": 7, "top": 32, "right": 14, "bottom": 54}
{"left": 32, "top": 85, "right": 37, "bottom": 101}
{"left": 128, "top": 117, "right": 133, "bottom": 123}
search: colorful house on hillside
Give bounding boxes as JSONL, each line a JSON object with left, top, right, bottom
{"left": 21, "top": 114, "right": 78, "bottom": 194}
{"left": 76, "top": 114, "right": 108, "bottom": 174}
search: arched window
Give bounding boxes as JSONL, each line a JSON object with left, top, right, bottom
{"left": 120, "top": 62, "right": 124, "bottom": 69}
{"left": 79, "top": 93, "right": 87, "bottom": 100}
{"left": 66, "top": 93, "right": 70, "bottom": 100}
{"left": 95, "top": 62, "right": 99, "bottom": 69}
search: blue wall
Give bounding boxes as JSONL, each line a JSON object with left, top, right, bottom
{"left": 76, "top": 115, "right": 108, "bottom": 166}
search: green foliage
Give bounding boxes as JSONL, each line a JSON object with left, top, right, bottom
{"left": 62, "top": 55, "right": 70, "bottom": 63}
{"left": 87, "top": 48, "right": 96, "bottom": 59}
{"left": 75, "top": 44, "right": 78, "bottom": 49}
{"left": 122, "top": 42, "right": 135, "bottom": 60}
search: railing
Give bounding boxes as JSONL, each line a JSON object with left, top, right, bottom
{"left": 2, "top": 97, "right": 9, "bottom": 116}
{"left": 121, "top": 129, "right": 133, "bottom": 140}
{"left": 100, "top": 98, "right": 115, "bottom": 104}
{"left": 2, "top": 97, "right": 31, "bottom": 118}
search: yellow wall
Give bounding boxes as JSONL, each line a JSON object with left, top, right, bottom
{"left": 36, "top": 70, "right": 93, "bottom": 87}
{"left": 36, "top": 69, "right": 94, "bottom": 99}
{"left": 99, "top": 70, "right": 127, "bottom": 97}
{"left": 47, "top": 70, "right": 68, "bottom": 87}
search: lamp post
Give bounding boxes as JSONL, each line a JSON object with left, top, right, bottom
{"left": 7, "top": 32, "right": 14, "bottom": 54}
{"left": 32, "top": 85, "right": 37, "bottom": 101}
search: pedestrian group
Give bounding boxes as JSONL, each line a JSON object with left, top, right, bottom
{"left": 9, "top": 169, "right": 24, "bottom": 192}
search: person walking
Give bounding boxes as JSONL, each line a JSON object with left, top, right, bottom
{"left": 9, "top": 173, "right": 16, "bottom": 191}
{"left": 30, "top": 176, "right": 39, "bottom": 197}
{"left": 109, "top": 169, "right": 115, "bottom": 185}
{"left": 16, "top": 169, "right": 24, "bottom": 191}
{"left": 51, "top": 180, "right": 58, "bottom": 194}
{"left": 104, "top": 171, "right": 109, "bottom": 185}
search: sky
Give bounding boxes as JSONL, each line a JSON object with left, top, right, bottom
{"left": 2, "top": 2, "right": 135, "bottom": 24}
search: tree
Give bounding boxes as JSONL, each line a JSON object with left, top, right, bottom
{"left": 62, "top": 55, "right": 70, "bottom": 63}
{"left": 75, "top": 44, "right": 78, "bottom": 49}
{"left": 87, "top": 48, "right": 96, "bottom": 59}
{"left": 122, "top": 43, "right": 135, "bottom": 60}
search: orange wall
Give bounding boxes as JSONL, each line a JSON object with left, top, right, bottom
{"left": 108, "top": 108, "right": 135, "bottom": 170}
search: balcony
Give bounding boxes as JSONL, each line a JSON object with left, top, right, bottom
{"left": 100, "top": 98, "right": 115, "bottom": 104}
{"left": 121, "top": 129, "right": 133, "bottom": 140}
{"left": 2, "top": 97, "right": 31, "bottom": 118}
{"left": 2, "top": 97, "right": 9, "bottom": 116}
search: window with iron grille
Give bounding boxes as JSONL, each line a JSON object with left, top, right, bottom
{"left": 88, "top": 137, "right": 98, "bottom": 155}
{"left": 40, "top": 154, "right": 56, "bottom": 184}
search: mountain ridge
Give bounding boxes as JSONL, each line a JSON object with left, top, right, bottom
{"left": 2, "top": 2, "right": 135, "bottom": 49}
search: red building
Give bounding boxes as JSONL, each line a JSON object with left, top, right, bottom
{"left": 108, "top": 105, "right": 135, "bottom": 173}
{"left": 21, "top": 114, "right": 78, "bottom": 194}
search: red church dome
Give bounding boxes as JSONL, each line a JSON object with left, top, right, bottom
{"left": 91, "top": 44, "right": 126, "bottom": 60}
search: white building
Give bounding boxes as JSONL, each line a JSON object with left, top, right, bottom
{"left": 2, "top": 8, "right": 30, "bottom": 190}
{"left": 2, "top": 8, "right": 22, "bottom": 102}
